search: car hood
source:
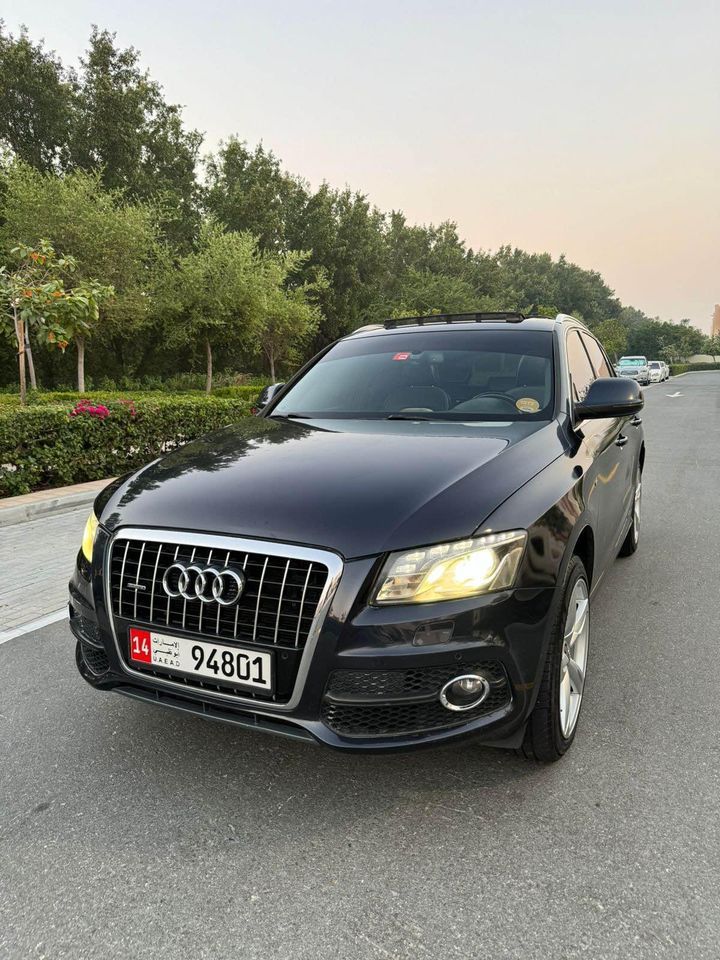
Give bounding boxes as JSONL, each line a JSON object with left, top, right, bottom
{"left": 101, "top": 418, "right": 565, "bottom": 559}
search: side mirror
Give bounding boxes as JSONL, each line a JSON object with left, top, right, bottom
{"left": 253, "top": 383, "right": 285, "bottom": 415}
{"left": 575, "top": 377, "right": 644, "bottom": 421}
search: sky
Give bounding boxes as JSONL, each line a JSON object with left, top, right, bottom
{"left": 4, "top": 0, "right": 719, "bottom": 328}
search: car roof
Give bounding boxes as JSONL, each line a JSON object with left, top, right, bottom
{"left": 345, "top": 315, "right": 573, "bottom": 340}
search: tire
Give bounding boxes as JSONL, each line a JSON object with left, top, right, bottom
{"left": 519, "top": 556, "right": 590, "bottom": 762}
{"left": 618, "top": 469, "right": 642, "bottom": 557}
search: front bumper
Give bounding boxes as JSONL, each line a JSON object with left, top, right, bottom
{"left": 70, "top": 529, "right": 558, "bottom": 752}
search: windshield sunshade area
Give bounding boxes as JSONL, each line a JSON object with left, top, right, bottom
{"left": 272, "top": 330, "right": 555, "bottom": 422}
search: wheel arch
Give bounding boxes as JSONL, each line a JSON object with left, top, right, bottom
{"left": 571, "top": 524, "right": 595, "bottom": 588}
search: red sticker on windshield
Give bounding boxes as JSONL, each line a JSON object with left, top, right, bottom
{"left": 393, "top": 352, "right": 411, "bottom": 361}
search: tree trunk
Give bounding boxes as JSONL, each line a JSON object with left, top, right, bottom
{"left": 205, "top": 339, "right": 213, "bottom": 394}
{"left": 269, "top": 348, "right": 276, "bottom": 383}
{"left": 16, "top": 314, "right": 27, "bottom": 405}
{"left": 77, "top": 336, "right": 86, "bottom": 392}
{"left": 25, "top": 329, "right": 37, "bottom": 391}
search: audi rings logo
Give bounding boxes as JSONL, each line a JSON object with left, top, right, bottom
{"left": 161, "top": 562, "right": 246, "bottom": 606}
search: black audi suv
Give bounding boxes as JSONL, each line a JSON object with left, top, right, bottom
{"left": 71, "top": 312, "right": 645, "bottom": 761}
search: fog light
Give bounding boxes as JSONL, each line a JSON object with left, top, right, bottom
{"left": 439, "top": 673, "right": 490, "bottom": 712}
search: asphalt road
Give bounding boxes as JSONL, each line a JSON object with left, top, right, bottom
{"left": 1, "top": 373, "right": 719, "bottom": 960}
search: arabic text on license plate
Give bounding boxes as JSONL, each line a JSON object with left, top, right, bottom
{"left": 128, "top": 628, "right": 273, "bottom": 692}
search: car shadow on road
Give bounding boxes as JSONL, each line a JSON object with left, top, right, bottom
{"left": 78, "top": 690, "right": 566, "bottom": 838}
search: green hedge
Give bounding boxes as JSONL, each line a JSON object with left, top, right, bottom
{"left": 0, "top": 385, "right": 263, "bottom": 407}
{"left": 0, "top": 395, "right": 254, "bottom": 496}
{"left": 669, "top": 362, "right": 720, "bottom": 374}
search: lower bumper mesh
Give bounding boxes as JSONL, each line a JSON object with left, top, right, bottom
{"left": 80, "top": 637, "right": 110, "bottom": 675}
{"left": 322, "top": 660, "right": 510, "bottom": 738}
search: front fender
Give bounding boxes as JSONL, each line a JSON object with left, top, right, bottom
{"left": 476, "top": 451, "right": 592, "bottom": 591}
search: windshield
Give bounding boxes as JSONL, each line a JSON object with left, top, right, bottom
{"left": 272, "top": 329, "right": 555, "bottom": 422}
{"left": 649, "top": 362, "right": 660, "bottom": 368}
{"left": 619, "top": 357, "right": 646, "bottom": 366}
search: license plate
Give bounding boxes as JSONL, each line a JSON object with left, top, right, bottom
{"left": 128, "top": 627, "right": 273, "bottom": 693}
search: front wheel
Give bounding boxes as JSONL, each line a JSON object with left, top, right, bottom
{"left": 519, "top": 556, "right": 590, "bottom": 761}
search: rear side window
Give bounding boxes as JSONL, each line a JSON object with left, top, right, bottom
{"left": 580, "top": 333, "right": 612, "bottom": 378}
{"left": 566, "top": 331, "right": 595, "bottom": 403}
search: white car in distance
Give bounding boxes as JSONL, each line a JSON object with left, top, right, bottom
{"left": 648, "top": 360, "right": 665, "bottom": 382}
{"left": 617, "top": 356, "right": 650, "bottom": 385}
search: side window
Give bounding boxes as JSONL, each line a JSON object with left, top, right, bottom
{"left": 566, "top": 331, "right": 595, "bottom": 403}
{"left": 581, "top": 333, "right": 612, "bottom": 378}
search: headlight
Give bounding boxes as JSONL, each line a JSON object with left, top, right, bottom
{"left": 81, "top": 510, "right": 99, "bottom": 562}
{"left": 372, "top": 530, "right": 527, "bottom": 605}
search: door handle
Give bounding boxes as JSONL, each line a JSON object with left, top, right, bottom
{"left": 615, "top": 434, "right": 628, "bottom": 447}
{"left": 630, "top": 416, "right": 642, "bottom": 426}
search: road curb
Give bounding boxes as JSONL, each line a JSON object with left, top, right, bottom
{"left": 0, "top": 478, "right": 113, "bottom": 527}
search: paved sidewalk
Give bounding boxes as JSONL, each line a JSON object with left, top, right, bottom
{"left": 0, "top": 507, "right": 87, "bottom": 632}
{"left": 0, "top": 477, "right": 111, "bottom": 527}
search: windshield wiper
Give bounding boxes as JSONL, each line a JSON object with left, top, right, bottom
{"left": 269, "top": 412, "right": 314, "bottom": 420}
{"left": 385, "top": 413, "right": 433, "bottom": 421}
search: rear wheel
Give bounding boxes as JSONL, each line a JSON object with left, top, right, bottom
{"left": 519, "top": 556, "right": 590, "bottom": 762}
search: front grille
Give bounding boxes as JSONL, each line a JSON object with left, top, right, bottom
{"left": 109, "top": 534, "right": 334, "bottom": 705}
{"left": 110, "top": 537, "right": 329, "bottom": 649}
{"left": 322, "top": 661, "right": 510, "bottom": 738}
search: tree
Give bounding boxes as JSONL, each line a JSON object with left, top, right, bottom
{"left": 594, "top": 318, "right": 628, "bottom": 362}
{"left": 256, "top": 252, "right": 322, "bottom": 381}
{"left": 70, "top": 28, "right": 203, "bottom": 233}
{"left": 0, "top": 240, "right": 112, "bottom": 399}
{"left": 706, "top": 336, "right": 720, "bottom": 362}
{"left": 205, "top": 139, "right": 308, "bottom": 252}
{"left": 0, "top": 24, "right": 76, "bottom": 171}
{"left": 0, "top": 163, "right": 159, "bottom": 383}
{"left": 161, "top": 221, "right": 265, "bottom": 393}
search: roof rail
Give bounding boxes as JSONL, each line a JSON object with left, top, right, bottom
{"left": 555, "top": 313, "right": 587, "bottom": 327}
{"left": 382, "top": 311, "right": 526, "bottom": 329}
{"left": 351, "top": 323, "right": 384, "bottom": 334}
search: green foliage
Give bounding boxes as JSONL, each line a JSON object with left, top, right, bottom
{"left": 159, "top": 221, "right": 268, "bottom": 391}
{"left": 593, "top": 318, "right": 628, "bottom": 362}
{"left": 0, "top": 21, "right": 713, "bottom": 397}
{"left": 256, "top": 250, "right": 323, "bottom": 379}
{"left": 669, "top": 363, "right": 720, "bottom": 375}
{"left": 205, "top": 139, "right": 308, "bottom": 252}
{"left": 0, "top": 386, "right": 263, "bottom": 407}
{"left": 0, "top": 24, "right": 76, "bottom": 171}
{"left": 0, "top": 394, "right": 253, "bottom": 496}
{"left": 0, "top": 239, "right": 113, "bottom": 398}
{"left": 625, "top": 319, "right": 707, "bottom": 363}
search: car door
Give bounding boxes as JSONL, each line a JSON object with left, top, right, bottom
{"left": 580, "top": 331, "right": 640, "bottom": 548}
{"left": 566, "top": 329, "right": 626, "bottom": 573}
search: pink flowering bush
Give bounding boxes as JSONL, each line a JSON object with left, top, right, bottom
{"left": 69, "top": 399, "right": 111, "bottom": 420}
{"left": 0, "top": 395, "right": 253, "bottom": 495}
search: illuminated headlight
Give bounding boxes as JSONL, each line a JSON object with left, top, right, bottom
{"left": 372, "top": 531, "right": 527, "bottom": 605}
{"left": 81, "top": 511, "right": 99, "bottom": 563}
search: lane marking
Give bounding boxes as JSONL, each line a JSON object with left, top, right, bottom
{"left": 667, "top": 391, "right": 683, "bottom": 397}
{"left": 0, "top": 607, "right": 68, "bottom": 646}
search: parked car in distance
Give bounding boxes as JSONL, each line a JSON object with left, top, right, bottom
{"left": 71, "top": 311, "right": 645, "bottom": 762}
{"left": 617, "top": 355, "right": 650, "bottom": 385}
{"left": 662, "top": 361, "right": 671, "bottom": 380}
{"left": 648, "top": 360, "right": 664, "bottom": 383}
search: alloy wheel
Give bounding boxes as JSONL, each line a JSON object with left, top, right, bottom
{"left": 559, "top": 577, "right": 589, "bottom": 739}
